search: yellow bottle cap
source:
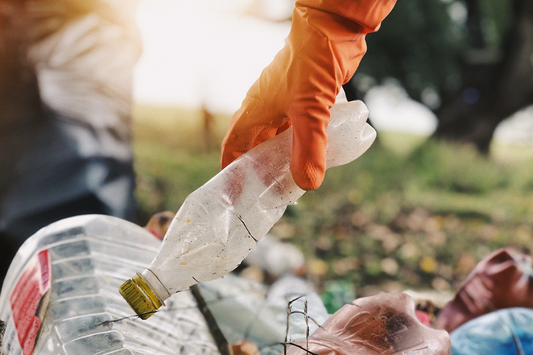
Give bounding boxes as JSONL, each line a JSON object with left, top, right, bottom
{"left": 119, "top": 273, "right": 163, "bottom": 320}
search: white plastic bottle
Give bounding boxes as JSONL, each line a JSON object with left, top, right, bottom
{"left": 120, "top": 100, "right": 377, "bottom": 318}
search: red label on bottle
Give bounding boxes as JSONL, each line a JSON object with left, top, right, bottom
{"left": 9, "top": 250, "right": 51, "bottom": 355}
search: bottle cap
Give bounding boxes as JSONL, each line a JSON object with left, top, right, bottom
{"left": 119, "top": 273, "right": 163, "bottom": 320}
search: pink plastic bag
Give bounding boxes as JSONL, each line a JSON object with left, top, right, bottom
{"left": 284, "top": 292, "right": 450, "bottom": 355}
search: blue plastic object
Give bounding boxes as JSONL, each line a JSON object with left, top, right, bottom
{"left": 450, "top": 307, "right": 533, "bottom": 355}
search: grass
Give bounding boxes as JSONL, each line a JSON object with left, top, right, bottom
{"left": 132, "top": 104, "right": 533, "bottom": 311}
{"left": 132, "top": 104, "right": 230, "bottom": 222}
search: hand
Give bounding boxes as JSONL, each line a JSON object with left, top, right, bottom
{"left": 221, "top": 0, "right": 396, "bottom": 190}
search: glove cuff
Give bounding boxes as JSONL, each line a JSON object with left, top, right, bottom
{"left": 296, "top": 0, "right": 397, "bottom": 32}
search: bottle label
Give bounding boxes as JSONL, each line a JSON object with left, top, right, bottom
{"left": 5, "top": 250, "right": 51, "bottom": 355}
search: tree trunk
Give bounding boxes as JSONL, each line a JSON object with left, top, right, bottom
{"left": 433, "top": 0, "right": 533, "bottom": 153}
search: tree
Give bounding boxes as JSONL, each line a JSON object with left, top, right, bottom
{"left": 346, "top": 0, "right": 533, "bottom": 152}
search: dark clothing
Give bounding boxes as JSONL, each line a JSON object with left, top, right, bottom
{"left": 0, "top": 0, "right": 141, "bottom": 285}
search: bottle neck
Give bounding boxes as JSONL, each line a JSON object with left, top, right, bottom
{"left": 141, "top": 268, "right": 172, "bottom": 303}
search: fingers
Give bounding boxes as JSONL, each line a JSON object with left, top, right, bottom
{"left": 290, "top": 134, "right": 327, "bottom": 190}
{"left": 289, "top": 105, "right": 330, "bottom": 190}
{"left": 221, "top": 1, "right": 375, "bottom": 188}
{"left": 221, "top": 97, "right": 265, "bottom": 169}
{"left": 221, "top": 97, "right": 285, "bottom": 169}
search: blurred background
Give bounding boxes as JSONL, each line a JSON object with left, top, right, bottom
{"left": 132, "top": 0, "right": 533, "bottom": 309}
{"left": 1, "top": 0, "right": 532, "bottom": 309}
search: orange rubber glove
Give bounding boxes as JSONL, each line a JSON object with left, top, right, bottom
{"left": 221, "top": 0, "right": 396, "bottom": 190}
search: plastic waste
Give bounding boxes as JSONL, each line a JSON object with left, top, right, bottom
{"left": 450, "top": 307, "right": 533, "bottom": 355}
{"left": 119, "top": 100, "right": 377, "bottom": 318}
{"left": 320, "top": 280, "right": 357, "bottom": 314}
{"left": 435, "top": 248, "right": 533, "bottom": 333}
{"left": 198, "top": 273, "right": 330, "bottom": 355}
{"left": 0, "top": 215, "right": 334, "bottom": 355}
{"left": 284, "top": 292, "right": 451, "bottom": 355}
{"left": 0, "top": 0, "right": 141, "bottom": 250}
{"left": 243, "top": 234, "right": 306, "bottom": 279}
{"left": 0, "top": 215, "right": 221, "bottom": 355}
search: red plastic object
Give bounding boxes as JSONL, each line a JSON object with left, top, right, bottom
{"left": 434, "top": 248, "right": 533, "bottom": 333}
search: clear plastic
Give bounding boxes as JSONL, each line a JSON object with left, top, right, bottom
{"left": 284, "top": 292, "right": 451, "bottom": 355}
{"left": 140, "top": 100, "right": 377, "bottom": 300}
{"left": 198, "top": 273, "right": 331, "bottom": 355}
{"left": 0, "top": 215, "right": 336, "bottom": 355}
{"left": 0, "top": 215, "right": 221, "bottom": 355}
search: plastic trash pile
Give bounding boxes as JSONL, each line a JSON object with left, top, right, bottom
{"left": 0, "top": 216, "right": 220, "bottom": 355}
{"left": 0, "top": 215, "right": 451, "bottom": 355}
{"left": 1, "top": 216, "right": 532, "bottom": 354}
{"left": 435, "top": 248, "right": 533, "bottom": 355}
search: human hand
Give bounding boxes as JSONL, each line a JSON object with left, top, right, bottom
{"left": 221, "top": 0, "right": 396, "bottom": 190}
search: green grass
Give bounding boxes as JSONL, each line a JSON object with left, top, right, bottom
{"left": 132, "top": 104, "right": 227, "bottom": 222}
{"left": 132, "top": 104, "right": 533, "bottom": 307}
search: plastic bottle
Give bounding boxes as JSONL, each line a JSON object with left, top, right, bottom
{"left": 0, "top": 215, "right": 337, "bottom": 355}
{"left": 119, "top": 100, "right": 377, "bottom": 319}
{"left": 0, "top": 215, "right": 221, "bottom": 355}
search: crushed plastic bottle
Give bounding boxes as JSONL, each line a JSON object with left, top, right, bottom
{"left": 119, "top": 100, "right": 377, "bottom": 318}
{"left": 434, "top": 248, "right": 533, "bottom": 333}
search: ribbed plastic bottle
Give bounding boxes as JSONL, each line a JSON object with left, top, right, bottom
{"left": 119, "top": 100, "right": 377, "bottom": 319}
{"left": 0, "top": 215, "right": 333, "bottom": 355}
{"left": 0, "top": 215, "right": 222, "bottom": 355}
